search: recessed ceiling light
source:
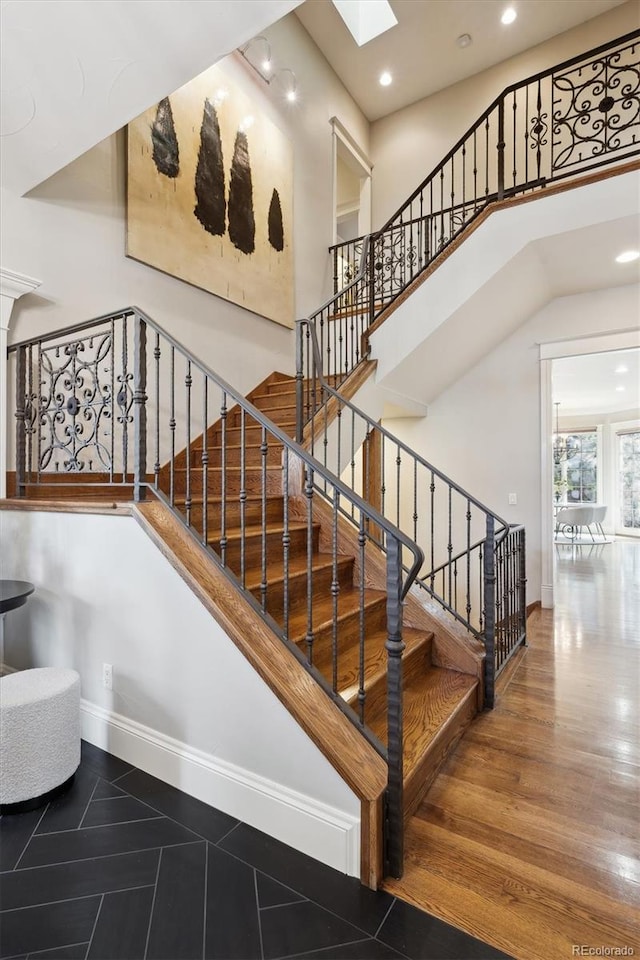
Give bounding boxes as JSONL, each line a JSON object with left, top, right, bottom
{"left": 501, "top": 7, "right": 517, "bottom": 24}
{"left": 379, "top": 71, "right": 392, "bottom": 87}
{"left": 286, "top": 89, "right": 297, "bottom": 102}
{"left": 457, "top": 33, "right": 472, "bottom": 48}
{"left": 615, "top": 364, "right": 629, "bottom": 374}
{"left": 262, "top": 59, "right": 272, "bottom": 73}
{"left": 616, "top": 385, "right": 626, "bottom": 392}
{"left": 615, "top": 250, "right": 640, "bottom": 263}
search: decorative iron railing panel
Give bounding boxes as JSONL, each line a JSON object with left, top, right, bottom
{"left": 8, "top": 307, "right": 424, "bottom": 879}
{"left": 321, "top": 31, "right": 639, "bottom": 389}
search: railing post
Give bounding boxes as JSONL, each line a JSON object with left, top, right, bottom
{"left": 497, "top": 98, "right": 505, "bottom": 200}
{"left": 295, "top": 319, "right": 304, "bottom": 444}
{"left": 385, "top": 533, "right": 405, "bottom": 878}
{"left": 133, "top": 314, "right": 147, "bottom": 502}
{"left": 14, "top": 345, "right": 26, "bottom": 498}
{"left": 368, "top": 233, "right": 377, "bottom": 330}
{"left": 483, "top": 515, "right": 497, "bottom": 708}
{"left": 519, "top": 526, "right": 528, "bottom": 646}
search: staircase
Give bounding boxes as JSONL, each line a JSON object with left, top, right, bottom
{"left": 6, "top": 29, "right": 637, "bottom": 889}
{"left": 166, "top": 370, "right": 481, "bottom": 827}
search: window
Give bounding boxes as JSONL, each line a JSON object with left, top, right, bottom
{"left": 619, "top": 431, "right": 640, "bottom": 530}
{"left": 554, "top": 431, "right": 598, "bottom": 504}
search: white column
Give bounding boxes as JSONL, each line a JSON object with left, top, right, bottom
{"left": 0, "top": 268, "right": 42, "bottom": 498}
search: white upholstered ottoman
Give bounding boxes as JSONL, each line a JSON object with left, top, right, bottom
{"left": 0, "top": 668, "right": 81, "bottom": 812}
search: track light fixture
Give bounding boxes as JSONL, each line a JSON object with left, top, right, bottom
{"left": 238, "top": 36, "right": 298, "bottom": 104}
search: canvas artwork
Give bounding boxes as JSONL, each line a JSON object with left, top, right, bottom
{"left": 127, "top": 62, "right": 294, "bottom": 328}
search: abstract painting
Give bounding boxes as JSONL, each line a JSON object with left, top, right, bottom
{"left": 127, "top": 61, "right": 294, "bottom": 327}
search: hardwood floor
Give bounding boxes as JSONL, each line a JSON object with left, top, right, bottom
{"left": 384, "top": 538, "right": 640, "bottom": 960}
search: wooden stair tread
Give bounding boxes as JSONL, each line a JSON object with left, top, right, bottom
{"left": 368, "top": 668, "right": 478, "bottom": 774}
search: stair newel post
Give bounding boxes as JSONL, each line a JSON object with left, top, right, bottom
{"left": 368, "top": 232, "right": 376, "bottom": 329}
{"left": 497, "top": 98, "right": 506, "bottom": 200}
{"left": 518, "top": 526, "right": 527, "bottom": 645}
{"left": 483, "top": 514, "right": 497, "bottom": 708}
{"left": 295, "top": 319, "right": 304, "bottom": 444}
{"left": 132, "top": 315, "right": 148, "bottom": 502}
{"left": 15, "top": 344, "right": 27, "bottom": 497}
{"left": 385, "top": 533, "right": 405, "bottom": 878}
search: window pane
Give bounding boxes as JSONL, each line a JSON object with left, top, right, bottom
{"left": 558, "top": 432, "right": 597, "bottom": 503}
{"left": 619, "top": 431, "right": 640, "bottom": 529}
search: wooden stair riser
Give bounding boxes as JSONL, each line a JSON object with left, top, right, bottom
{"left": 187, "top": 443, "right": 283, "bottom": 468}
{"left": 13, "top": 483, "right": 135, "bottom": 501}
{"left": 209, "top": 423, "right": 297, "bottom": 447}
{"left": 210, "top": 523, "right": 320, "bottom": 569}
{"left": 249, "top": 556, "right": 356, "bottom": 621}
{"left": 172, "top": 467, "right": 282, "bottom": 497}
{"left": 250, "top": 392, "right": 297, "bottom": 413}
{"left": 228, "top": 406, "right": 296, "bottom": 429}
{"left": 173, "top": 497, "right": 284, "bottom": 529}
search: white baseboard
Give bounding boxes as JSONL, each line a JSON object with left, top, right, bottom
{"left": 541, "top": 583, "right": 554, "bottom": 609}
{"left": 80, "top": 699, "right": 360, "bottom": 877}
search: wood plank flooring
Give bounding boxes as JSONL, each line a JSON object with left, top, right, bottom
{"left": 384, "top": 538, "right": 640, "bottom": 960}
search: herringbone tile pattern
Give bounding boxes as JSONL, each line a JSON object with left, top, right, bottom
{"left": 0, "top": 742, "right": 511, "bottom": 960}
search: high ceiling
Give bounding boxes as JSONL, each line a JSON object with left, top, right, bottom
{"left": 296, "top": 0, "right": 628, "bottom": 120}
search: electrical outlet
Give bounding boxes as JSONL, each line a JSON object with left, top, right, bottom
{"left": 102, "top": 663, "right": 113, "bottom": 690}
{"left": 508, "top": 493, "right": 517, "bottom": 505}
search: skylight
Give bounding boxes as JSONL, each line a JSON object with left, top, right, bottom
{"left": 331, "top": 0, "right": 398, "bottom": 47}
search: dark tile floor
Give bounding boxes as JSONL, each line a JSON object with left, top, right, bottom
{"left": 0, "top": 742, "right": 512, "bottom": 960}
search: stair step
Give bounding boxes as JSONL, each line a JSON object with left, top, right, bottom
{"left": 209, "top": 522, "right": 320, "bottom": 567}
{"left": 250, "top": 391, "right": 297, "bottom": 413}
{"left": 188, "top": 443, "right": 283, "bottom": 468}
{"left": 244, "top": 552, "right": 355, "bottom": 618}
{"left": 228, "top": 405, "right": 297, "bottom": 428}
{"left": 171, "top": 494, "right": 284, "bottom": 528}
{"left": 367, "top": 667, "right": 478, "bottom": 818}
{"left": 287, "top": 588, "right": 388, "bottom": 661}
{"left": 316, "top": 627, "right": 434, "bottom": 724}
{"left": 172, "top": 465, "right": 282, "bottom": 496}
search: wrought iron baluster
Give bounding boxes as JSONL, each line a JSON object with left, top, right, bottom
{"left": 283, "top": 454, "right": 290, "bottom": 641}
{"left": 133, "top": 316, "right": 147, "bottom": 502}
{"left": 305, "top": 466, "right": 315, "bottom": 665}
{"left": 413, "top": 459, "right": 418, "bottom": 543}
{"left": 447, "top": 487, "right": 453, "bottom": 608}
{"left": 525, "top": 85, "right": 530, "bottom": 184}
{"left": 121, "top": 314, "right": 129, "bottom": 480}
{"left": 430, "top": 472, "right": 435, "bottom": 589}
{"left": 385, "top": 534, "right": 405, "bottom": 879}
{"left": 154, "top": 333, "right": 160, "bottom": 490}
{"left": 240, "top": 407, "right": 246, "bottom": 588}
{"left": 396, "top": 445, "right": 401, "bottom": 528}
{"left": 449, "top": 156, "right": 455, "bottom": 240}
{"left": 202, "top": 377, "right": 209, "bottom": 544}
{"left": 220, "top": 390, "right": 228, "bottom": 567}
{"left": 350, "top": 408, "right": 356, "bottom": 520}
{"left": 332, "top": 496, "right": 339, "bottom": 693}
{"left": 485, "top": 114, "right": 490, "bottom": 198}
{"left": 512, "top": 90, "right": 518, "bottom": 188}
{"left": 25, "top": 343, "right": 33, "bottom": 480}
{"left": 15, "top": 345, "right": 26, "bottom": 497}
{"left": 110, "top": 320, "right": 115, "bottom": 480}
{"left": 185, "top": 359, "right": 192, "bottom": 526}
{"left": 483, "top": 515, "right": 496, "bottom": 708}
{"left": 466, "top": 500, "right": 472, "bottom": 624}
{"left": 170, "top": 346, "right": 175, "bottom": 506}
{"left": 261, "top": 426, "right": 268, "bottom": 613}
{"left": 358, "top": 513, "right": 366, "bottom": 725}
{"left": 497, "top": 98, "right": 505, "bottom": 199}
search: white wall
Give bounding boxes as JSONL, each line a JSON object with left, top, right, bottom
{"left": 370, "top": 2, "right": 640, "bottom": 225}
{"left": 383, "top": 285, "right": 640, "bottom": 604}
{"left": 0, "top": 507, "right": 360, "bottom": 875}
{"left": 1, "top": 13, "right": 370, "bottom": 399}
